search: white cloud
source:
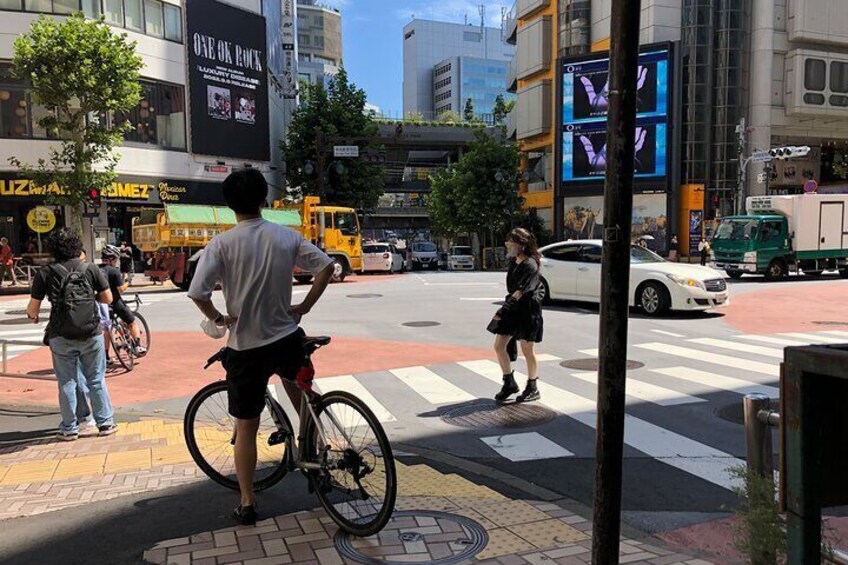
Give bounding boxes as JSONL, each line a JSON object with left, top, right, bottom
{"left": 396, "top": 0, "right": 511, "bottom": 28}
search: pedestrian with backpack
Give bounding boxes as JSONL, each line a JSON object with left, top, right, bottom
{"left": 26, "top": 229, "right": 118, "bottom": 441}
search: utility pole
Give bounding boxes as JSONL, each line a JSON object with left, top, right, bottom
{"left": 592, "top": 0, "right": 641, "bottom": 562}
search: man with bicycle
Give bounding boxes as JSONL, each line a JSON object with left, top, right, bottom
{"left": 188, "top": 169, "right": 334, "bottom": 525}
{"left": 100, "top": 245, "right": 147, "bottom": 357}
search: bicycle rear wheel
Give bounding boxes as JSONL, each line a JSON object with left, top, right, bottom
{"left": 109, "top": 322, "right": 134, "bottom": 371}
{"left": 305, "top": 390, "right": 397, "bottom": 537}
{"left": 133, "top": 311, "right": 151, "bottom": 356}
{"left": 184, "top": 381, "right": 290, "bottom": 491}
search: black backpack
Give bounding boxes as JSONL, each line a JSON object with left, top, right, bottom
{"left": 48, "top": 263, "right": 100, "bottom": 340}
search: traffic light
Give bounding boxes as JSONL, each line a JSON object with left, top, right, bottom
{"left": 768, "top": 145, "right": 811, "bottom": 160}
{"left": 361, "top": 151, "right": 387, "bottom": 164}
{"left": 87, "top": 187, "right": 102, "bottom": 207}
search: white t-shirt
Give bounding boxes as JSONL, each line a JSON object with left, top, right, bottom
{"left": 187, "top": 218, "right": 333, "bottom": 351}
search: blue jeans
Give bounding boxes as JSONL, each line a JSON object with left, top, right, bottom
{"left": 49, "top": 335, "right": 114, "bottom": 434}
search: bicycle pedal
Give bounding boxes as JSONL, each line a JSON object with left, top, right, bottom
{"left": 268, "top": 431, "right": 287, "bottom": 446}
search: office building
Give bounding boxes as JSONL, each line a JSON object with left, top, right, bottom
{"left": 403, "top": 18, "right": 515, "bottom": 119}
{"left": 297, "top": 0, "right": 342, "bottom": 87}
{"left": 0, "top": 0, "right": 287, "bottom": 251}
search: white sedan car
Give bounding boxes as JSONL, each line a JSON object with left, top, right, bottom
{"left": 539, "top": 240, "right": 729, "bottom": 316}
{"left": 363, "top": 243, "right": 404, "bottom": 273}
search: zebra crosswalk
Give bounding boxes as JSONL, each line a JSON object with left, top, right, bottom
{"left": 267, "top": 329, "right": 847, "bottom": 494}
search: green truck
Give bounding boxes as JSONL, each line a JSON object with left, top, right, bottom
{"left": 711, "top": 194, "right": 848, "bottom": 280}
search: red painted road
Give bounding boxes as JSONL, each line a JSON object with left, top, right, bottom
{"left": 0, "top": 332, "right": 492, "bottom": 408}
{"left": 722, "top": 281, "right": 848, "bottom": 334}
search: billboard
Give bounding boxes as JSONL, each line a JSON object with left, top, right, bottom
{"left": 563, "top": 193, "right": 669, "bottom": 251}
{"left": 560, "top": 48, "right": 671, "bottom": 184}
{"left": 186, "top": 0, "right": 270, "bottom": 161}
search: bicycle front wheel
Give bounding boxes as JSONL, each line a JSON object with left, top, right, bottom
{"left": 305, "top": 390, "right": 397, "bottom": 537}
{"left": 134, "top": 311, "right": 151, "bottom": 356}
{"left": 184, "top": 381, "right": 290, "bottom": 491}
{"left": 109, "top": 322, "right": 134, "bottom": 371}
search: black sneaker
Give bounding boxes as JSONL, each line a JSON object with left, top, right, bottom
{"left": 98, "top": 424, "right": 119, "bottom": 437}
{"left": 495, "top": 373, "right": 520, "bottom": 404}
{"left": 233, "top": 504, "right": 258, "bottom": 526}
{"left": 516, "top": 381, "right": 541, "bottom": 403}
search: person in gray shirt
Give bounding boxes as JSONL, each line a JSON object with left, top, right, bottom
{"left": 188, "top": 169, "right": 335, "bottom": 525}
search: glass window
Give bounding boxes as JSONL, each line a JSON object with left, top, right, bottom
{"left": 804, "top": 93, "right": 825, "bottom": 105}
{"left": 164, "top": 4, "right": 181, "bottom": 42}
{"left": 30, "top": 103, "right": 58, "bottom": 138}
{"left": 0, "top": 0, "right": 22, "bottom": 8}
{"left": 579, "top": 245, "right": 602, "bottom": 263}
{"left": 831, "top": 61, "right": 848, "bottom": 94}
{"left": 804, "top": 58, "right": 826, "bottom": 91}
{"left": 144, "top": 0, "right": 164, "bottom": 37}
{"left": 124, "top": 0, "right": 143, "bottom": 31}
{"left": 630, "top": 245, "right": 664, "bottom": 263}
{"left": 118, "top": 80, "right": 186, "bottom": 150}
{"left": 335, "top": 212, "right": 359, "bottom": 236}
{"left": 103, "top": 0, "right": 123, "bottom": 24}
{"left": 831, "top": 95, "right": 848, "bottom": 107}
{"left": 0, "top": 88, "right": 29, "bottom": 138}
{"left": 542, "top": 245, "right": 581, "bottom": 262}
{"left": 81, "top": 0, "right": 100, "bottom": 17}
{"left": 53, "top": 0, "right": 78, "bottom": 14}
{"left": 24, "top": 0, "right": 51, "bottom": 11}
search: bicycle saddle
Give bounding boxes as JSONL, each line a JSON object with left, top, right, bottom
{"left": 303, "top": 336, "right": 331, "bottom": 353}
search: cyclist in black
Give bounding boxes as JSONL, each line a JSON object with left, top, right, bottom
{"left": 101, "top": 245, "right": 147, "bottom": 356}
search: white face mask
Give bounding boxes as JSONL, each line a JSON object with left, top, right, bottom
{"left": 505, "top": 242, "right": 520, "bottom": 257}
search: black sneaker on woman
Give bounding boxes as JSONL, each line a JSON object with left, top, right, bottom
{"left": 516, "top": 379, "right": 540, "bottom": 403}
{"left": 233, "top": 504, "right": 257, "bottom": 526}
{"left": 495, "top": 372, "right": 520, "bottom": 404}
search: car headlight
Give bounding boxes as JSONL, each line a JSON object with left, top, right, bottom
{"left": 666, "top": 274, "right": 705, "bottom": 290}
{"left": 744, "top": 251, "right": 757, "bottom": 263}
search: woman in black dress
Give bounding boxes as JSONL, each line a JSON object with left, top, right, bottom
{"left": 488, "top": 228, "right": 544, "bottom": 404}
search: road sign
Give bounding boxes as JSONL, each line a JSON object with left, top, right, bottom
{"left": 803, "top": 179, "right": 818, "bottom": 193}
{"left": 334, "top": 145, "right": 360, "bottom": 158}
{"left": 26, "top": 207, "right": 56, "bottom": 233}
{"left": 751, "top": 151, "right": 773, "bottom": 163}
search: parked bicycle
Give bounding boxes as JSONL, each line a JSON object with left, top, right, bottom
{"left": 184, "top": 335, "right": 397, "bottom": 536}
{"left": 107, "top": 293, "right": 151, "bottom": 371}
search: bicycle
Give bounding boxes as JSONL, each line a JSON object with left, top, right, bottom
{"left": 107, "top": 293, "right": 151, "bottom": 372}
{"left": 184, "top": 336, "right": 397, "bottom": 537}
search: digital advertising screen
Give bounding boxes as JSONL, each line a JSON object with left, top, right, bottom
{"left": 560, "top": 46, "right": 671, "bottom": 185}
{"left": 562, "top": 119, "right": 667, "bottom": 182}
{"left": 186, "top": 0, "right": 270, "bottom": 161}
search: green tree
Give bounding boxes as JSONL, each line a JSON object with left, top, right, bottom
{"left": 492, "top": 94, "right": 508, "bottom": 124}
{"left": 282, "top": 68, "right": 383, "bottom": 210}
{"left": 463, "top": 98, "right": 475, "bottom": 122}
{"left": 9, "top": 14, "right": 143, "bottom": 234}
{"left": 437, "top": 110, "right": 463, "bottom": 125}
{"left": 428, "top": 130, "right": 522, "bottom": 246}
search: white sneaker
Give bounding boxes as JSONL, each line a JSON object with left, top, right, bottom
{"left": 80, "top": 419, "right": 98, "bottom": 436}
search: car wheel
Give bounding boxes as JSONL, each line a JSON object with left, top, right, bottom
{"left": 726, "top": 270, "right": 744, "bottom": 280}
{"left": 765, "top": 259, "right": 787, "bottom": 281}
{"left": 638, "top": 282, "right": 670, "bottom": 316}
{"left": 540, "top": 278, "right": 552, "bottom": 305}
{"left": 330, "top": 260, "right": 347, "bottom": 283}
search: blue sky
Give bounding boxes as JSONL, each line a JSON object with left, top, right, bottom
{"left": 321, "top": 0, "right": 511, "bottom": 117}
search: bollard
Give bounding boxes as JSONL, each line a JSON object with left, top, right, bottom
{"left": 744, "top": 393, "right": 773, "bottom": 477}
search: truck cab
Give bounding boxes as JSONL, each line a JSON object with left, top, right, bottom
{"left": 712, "top": 215, "right": 791, "bottom": 280}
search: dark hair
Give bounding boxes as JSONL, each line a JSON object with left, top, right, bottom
{"left": 222, "top": 169, "right": 268, "bottom": 215}
{"left": 48, "top": 228, "right": 84, "bottom": 262}
{"left": 507, "top": 228, "right": 541, "bottom": 266}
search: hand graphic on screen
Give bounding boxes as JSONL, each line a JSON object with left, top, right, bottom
{"left": 579, "top": 66, "right": 649, "bottom": 114}
{"left": 634, "top": 126, "right": 648, "bottom": 171}
{"left": 578, "top": 135, "right": 607, "bottom": 172}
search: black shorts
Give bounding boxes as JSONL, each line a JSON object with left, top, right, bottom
{"left": 112, "top": 299, "right": 136, "bottom": 325}
{"left": 222, "top": 329, "right": 306, "bottom": 419}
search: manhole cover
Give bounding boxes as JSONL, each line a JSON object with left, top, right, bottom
{"left": 559, "top": 358, "right": 644, "bottom": 371}
{"left": 813, "top": 321, "right": 848, "bottom": 326}
{"left": 440, "top": 400, "right": 556, "bottom": 429}
{"left": 402, "top": 321, "right": 441, "bottom": 328}
{"left": 5, "top": 309, "right": 49, "bottom": 316}
{"left": 347, "top": 294, "right": 383, "bottom": 299}
{"left": 715, "top": 399, "right": 779, "bottom": 425}
{"left": 335, "top": 510, "right": 488, "bottom": 565}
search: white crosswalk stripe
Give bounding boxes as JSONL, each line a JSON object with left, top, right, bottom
{"left": 480, "top": 432, "right": 574, "bottom": 461}
{"left": 821, "top": 330, "right": 848, "bottom": 339}
{"left": 569, "top": 372, "right": 706, "bottom": 406}
{"left": 778, "top": 332, "right": 846, "bottom": 344}
{"left": 635, "top": 342, "right": 778, "bottom": 376}
{"left": 737, "top": 334, "right": 809, "bottom": 347}
{"left": 651, "top": 367, "right": 780, "bottom": 398}
{"left": 314, "top": 375, "right": 396, "bottom": 423}
{"left": 389, "top": 366, "right": 475, "bottom": 405}
{"left": 458, "top": 359, "right": 742, "bottom": 490}
{"left": 687, "top": 338, "right": 784, "bottom": 359}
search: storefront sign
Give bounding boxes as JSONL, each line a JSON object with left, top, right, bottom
{"left": 280, "top": 0, "right": 298, "bottom": 100}
{"left": 186, "top": 0, "right": 270, "bottom": 161}
{"left": 26, "top": 207, "right": 56, "bottom": 233}
{"left": 0, "top": 174, "right": 226, "bottom": 206}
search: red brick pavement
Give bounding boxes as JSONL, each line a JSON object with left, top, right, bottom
{"left": 723, "top": 282, "right": 848, "bottom": 334}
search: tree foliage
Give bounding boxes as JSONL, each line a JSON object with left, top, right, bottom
{"left": 492, "top": 94, "right": 508, "bottom": 125}
{"left": 463, "top": 98, "right": 475, "bottom": 122}
{"left": 282, "top": 68, "right": 383, "bottom": 210}
{"left": 428, "top": 130, "right": 523, "bottom": 241}
{"left": 9, "top": 14, "right": 143, "bottom": 231}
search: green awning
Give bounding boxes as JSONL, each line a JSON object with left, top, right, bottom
{"left": 261, "top": 209, "right": 301, "bottom": 226}
{"left": 163, "top": 205, "right": 300, "bottom": 227}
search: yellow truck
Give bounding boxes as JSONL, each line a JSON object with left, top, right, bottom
{"left": 132, "top": 197, "right": 362, "bottom": 290}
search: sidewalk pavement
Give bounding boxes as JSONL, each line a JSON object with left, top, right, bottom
{"left": 0, "top": 274, "right": 176, "bottom": 298}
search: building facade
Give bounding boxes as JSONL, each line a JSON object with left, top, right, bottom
{"left": 511, "top": 0, "right": 848, "bottom": 249}
{"left": 296, "top": 0, "right": 342, "bottom": 87}
{"left": 0, "top": 0, "right": 287, "bottom": 253}
{"left": 403, "top": 18, "right": 515, "bottom": 119}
